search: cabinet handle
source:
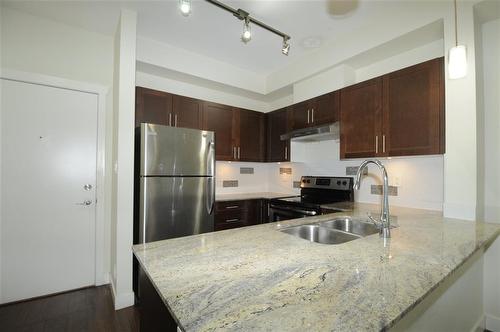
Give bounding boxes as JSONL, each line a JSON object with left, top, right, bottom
{"left": 169, "top": 113, "right": 172, "bottom": 126}
{"left": 311, "top": 109, "right": 314, "bottom": 123}
{"left": 307, "top": 109, "right": 310, "bottom": 124}
{"left": 225, "top": 205, "right": 239, "bottom": 209}
{"left": 284, "top": 146, "right": 288, "bottom": 160}
{"left": 375, "top": 135, "right": 379, "bottom": 154}
{"left": 382, "top": 135, "right": 386, "bottom": 153}
{"left": 175, "top": 114, "right": 178, "bottom": 127}
{"left": 225, "top": 218, "right": 240, "bottom": 223}
{"left": 237, "top": 146, "right": 240, "bottom": 160}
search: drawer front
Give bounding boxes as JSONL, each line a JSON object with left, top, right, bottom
{"left": 216, "top": 200, "right": 246, "bottom": 212}
{"left": 215, "top": 210, "right": 244, "bottom": 224}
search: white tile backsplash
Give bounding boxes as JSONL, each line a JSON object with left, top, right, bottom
{"left": 215, "top": 140, "right": 444, "bottom": 211}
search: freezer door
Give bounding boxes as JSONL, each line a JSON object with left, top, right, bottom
{"left": 141, "top": 123, "right": 215, "bottom": 176}
{"left": 139, "top": 176, "right": 215, "bottom": 243}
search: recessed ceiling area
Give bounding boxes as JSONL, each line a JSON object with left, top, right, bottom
{"left": 1, "top": 0, "right": 442, "bottom": 76}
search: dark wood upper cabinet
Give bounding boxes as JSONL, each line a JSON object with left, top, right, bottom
{"left": 237, "top": 109, "right": 266, "bottom": 162}
{"left": 172, "top": 95, "right": 203, "bottom": 130}
{"left": 290, "top": 101, "right": 310, "bottom": 130}
{"left": 290, "top": 92, "right": 339, "bottom": 130}
{"left": 340, "top": 57, "right": 445, "bottom": 159}
{"left": 202, "top": 102, "right": 236, "bottom": 161}
{"left": 340, "top": 78, "right": 383, "bottom": 159}
{"left": 311, "top": 91, "right": 340, "bottom": 126}
{"left": 135, "top": 87, "right": 172, "bottom": 127}
{"left": 382, "top": 57, "right": 445, "bottom": 156}
{"left": 267, "top": 108, "right": 290, "bottom": 162}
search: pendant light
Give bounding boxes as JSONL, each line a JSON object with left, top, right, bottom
{"left": 448, "top": 0, "right": 467, "bottom": 79}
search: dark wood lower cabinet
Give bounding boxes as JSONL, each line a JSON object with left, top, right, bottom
{"left": 138, "top": 266, "right": 178, "bottom": 332}
{"left": 215, "top": 199, "right": 265, "bottom": 231}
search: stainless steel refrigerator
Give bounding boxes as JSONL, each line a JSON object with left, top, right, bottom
{"left": 138, "top": 123, "right": 215, "bottom": 243}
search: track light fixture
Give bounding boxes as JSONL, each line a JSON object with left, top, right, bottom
{"left": 241, "top": 17, "right": 252, "bottom": 43}
{"left": 282, "top": 37, "right": 290, "bottom": 56}
{"left": 179, "top": 0, "right": 191, "bottom": 16}
{"left": 179, "top": 0, "right": 291, "bottom": 55}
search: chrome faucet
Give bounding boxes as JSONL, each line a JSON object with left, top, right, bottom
{"left": 354, "top": 159, "right": 391, "bottom": 239}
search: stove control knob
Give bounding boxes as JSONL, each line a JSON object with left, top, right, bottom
{"left": 336, "top": 180, "right": 341, "bottom": 185}
{"left": 307, "top": 180, "right": 311, "bottom": 183}
{"left": 342, "top": 181, "right": 347, "bottom": 186}
{"left": 302, "top": 179, "right": 306, "bottom": 183}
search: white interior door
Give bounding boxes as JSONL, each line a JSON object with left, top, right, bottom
{"left": 1, "top": 79, "right": 98, "bottom": 303}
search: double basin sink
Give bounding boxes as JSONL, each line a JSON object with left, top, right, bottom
{"left": 280, "top": 217, "right": 379, "bottom": 245}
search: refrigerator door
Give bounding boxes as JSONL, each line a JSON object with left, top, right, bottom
{"left": 139, "top": 176, "right": 215, "bottom": 243}
{"left": 141, "top": 123, "right": 215, "bottom": 176}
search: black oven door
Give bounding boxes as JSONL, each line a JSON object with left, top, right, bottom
{"left": 269, "top": 204, "right": 318, "bottom": 222}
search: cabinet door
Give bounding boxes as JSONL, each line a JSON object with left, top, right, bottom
{"left": 291, "top": 101, "right": 311, "bottom": 130}
{"left": 382, "top": 57, "right": 445, "bottom": 156}
{"left": 267, "top": 108, "right": 290, "bottom": 162}
{"left": 311, "top": 91, "right": 339, "bottom": 126}
{"left": 202, "top": 102, "right": 235, "bottom": 161}
{"left": 238, "top": 109, "right": 265, "bottom": 162}
{"left": 135, "top": 87, "right": 172, "bottom": 127}
{"left": 172, "top": 95, "right": 203, "bottom": 129}
{"left": 245, "top": 199, "right": 262, "bottom": 225}
{"left": 340, "top": 78, "right": 383, "bottom": 159}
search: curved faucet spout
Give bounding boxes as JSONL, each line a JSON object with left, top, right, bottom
{"left": 354, "top": 159, "right": 391, "bottom": 239}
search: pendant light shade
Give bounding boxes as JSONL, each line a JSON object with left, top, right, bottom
{"left": 449, "top": 45, "right": 467, "bottom": 79}
{"left": 448, "top": 0, "right": 467, "bottom": 79}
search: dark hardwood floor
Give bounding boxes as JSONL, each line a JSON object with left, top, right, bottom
{"left": 0, "top": 286, "right": 139, "bottom": 332}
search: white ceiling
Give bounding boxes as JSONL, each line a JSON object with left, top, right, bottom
{"left": 2, "top": 0, "right": 427, "bottom": 75}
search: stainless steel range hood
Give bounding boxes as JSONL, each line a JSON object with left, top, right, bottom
{"left": 280, "top": 122, "right": 339, "bottom": 142}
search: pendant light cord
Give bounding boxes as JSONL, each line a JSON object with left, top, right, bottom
{"left": 454, "top": 0, "right": 458, "bottom": 46}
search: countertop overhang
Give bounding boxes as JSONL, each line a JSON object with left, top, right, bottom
{"left": 215, "top": 192, "right": 295, "bottom": 202}
{"left": 133, "top": 203, "right": 500, "bottom": 331}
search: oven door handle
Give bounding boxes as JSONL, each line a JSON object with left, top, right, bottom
{"left": 270, "top": 205, "right": 318, "bottom": 216}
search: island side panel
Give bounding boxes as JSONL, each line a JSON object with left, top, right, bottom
{"left": 390, "top": 249, "right": 485, "bottom": 332}
{"left": 138, "top": 266, "right": 178, "bottom": 332}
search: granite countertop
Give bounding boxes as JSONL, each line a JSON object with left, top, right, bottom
{"left": 215, "top": 192, "right": 296, "bottom": 202}
{"left": 133, "top": 203, "right": 500, "bottom": 332}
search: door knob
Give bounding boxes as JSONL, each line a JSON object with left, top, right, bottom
{"left": 76, "top": 200, "right": 92, "bottom": 206}
{"left": 83, "top": 184, "right": 93, "bottom": 191}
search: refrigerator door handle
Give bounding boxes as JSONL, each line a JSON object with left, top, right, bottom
{"left": 206, "top": 139, "right": 215, "bottom": 215}
{"left": 206, "top": 177, "right": 215, "bottom": 215}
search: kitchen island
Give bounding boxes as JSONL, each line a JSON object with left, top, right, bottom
{"left": 133, "top": 203, "right": 500, "bottom": 331}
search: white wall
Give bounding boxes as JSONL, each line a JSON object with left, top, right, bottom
{"left": 0, "top": 3, "right": 3, "bottom": 302}
{"left": 136, "top": 37, "right": 266, "bottom": 94}
{"left": 136, "top": 70, "right": 269, "bottom": 112}
{"left": 110, "top": 9, "right": 136, "bottom": 310}
{"left": 0, "top": 6, "right": 114, "bottom": 287}
{"left": 480, "top": 19, "right": 500, "bottom": 222}
{"left": 293, "top": 65, "right": 356, "bottom": 103}
{"left": 477, "top": 17, "right": 500, "bottom": 332}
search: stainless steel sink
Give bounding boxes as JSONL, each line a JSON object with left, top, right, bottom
{"left": 280, "top": 224, "right": 360, "bottom": 245}
{"left": 318, "top": 217, "right": 379, "bottom": 237}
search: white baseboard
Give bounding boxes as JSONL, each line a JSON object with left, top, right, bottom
{"left": 443, "top": 202, "right": 476, "bottom": 221}
{"left": 471, "top": 314, "right": 485, "bottom": 332}
{"left": 110, "top": 277, "right": 135, "bottom": 310}
{"left": 486, "top": 313, "right": 500, "bottom": 332}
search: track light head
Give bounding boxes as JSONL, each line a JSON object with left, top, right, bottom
{"left": 241, "top": 17, "right": 252, "bottom": 43}
{"left": 179, "top": 0, "right": 191, "bottom": 16}
{"left": 282, "top": 37, "right": 291, "bottom": 55}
